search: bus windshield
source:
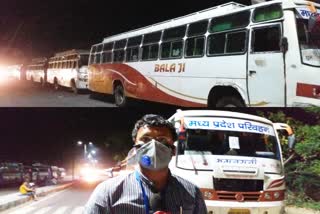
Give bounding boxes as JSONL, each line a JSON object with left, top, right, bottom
{"left": 296, "top": 10, "right": 320, "bottom": 67}
{"left": 176, "top": 129, "right": 280, "bottom": 170}
{"left": 79, "top": 55, "right": 89, "bottom": 67}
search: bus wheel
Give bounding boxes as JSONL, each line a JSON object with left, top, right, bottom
{"left": 71, "top": 80, "right": 78, "bottom": 94}
{"left": 114, "top": 84, "right": 126, "bottom": 107}
{"left": 54, "top": 79, "right": 59, "bottom": 91}
{"left": 215, "top": 96, "right": 245, "bottom": 107}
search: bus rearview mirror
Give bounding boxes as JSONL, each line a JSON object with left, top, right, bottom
{"left": 288, "top": 134, "right": 296, "bottom": 150}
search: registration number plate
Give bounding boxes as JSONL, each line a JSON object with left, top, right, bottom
{"left": 228, "top": 209, "right": 251, "bottom": 214}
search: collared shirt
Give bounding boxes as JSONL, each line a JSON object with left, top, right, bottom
{"left": 84, "top": 170, "right": 207, "bottom": 214}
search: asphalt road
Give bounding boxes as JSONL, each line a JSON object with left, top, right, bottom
{"left": 1, "top": 179, "right": 317, "bottom": 214}
{"left": 0, "top": 78, "right": 116, "bottom": 107}
{"left": 2, "top": 180, "right": 101, "bottom": 214}
{"left": 0, "top": 78, "right": 182, "bottom": 111}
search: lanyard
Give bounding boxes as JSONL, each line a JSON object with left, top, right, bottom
{"left": 135, "top": 170, "right": 150, "bottom": 214}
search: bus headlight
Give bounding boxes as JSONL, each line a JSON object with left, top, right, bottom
{"left": 264, "top": 192, "right": 271, "bottom": 200}
{"left": 204, "top": 191, "right": 213, "bottom": 200}
{"left": 274, "top": 191, "right": 280, "bottom": 199}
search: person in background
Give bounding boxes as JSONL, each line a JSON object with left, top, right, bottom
{"left": 19, "top": 176, "right": 38, "bottom": 201}
{"left": 85, "top": 114, "right": 207, "bottom": 214}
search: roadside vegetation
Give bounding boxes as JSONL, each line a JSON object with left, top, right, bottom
{"left": 257, "top": 108, "right": 320, "bottom": 210}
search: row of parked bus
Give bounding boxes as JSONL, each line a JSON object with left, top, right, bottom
{"left": 9, "top": 0, "right": 320, "bottom": 107}
{"left": 19, "top": 49, "right": 90, "bottom": 94}
{"left": 0, "top": 162, "right": 66, "bottom": 187}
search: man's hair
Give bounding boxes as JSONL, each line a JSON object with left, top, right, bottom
{"left": 132, "top": 114, "right": 177, "bottom": 142}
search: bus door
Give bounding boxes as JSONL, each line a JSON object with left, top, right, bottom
{"left": 248, "top": 23, "right": 286, "bottom": 106}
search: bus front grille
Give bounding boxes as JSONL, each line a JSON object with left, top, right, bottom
{"left": 213, "top": 178, "right": 263, "bottom": 192}
{"left": 217, "top": 192, "right": 261, "bottom": 201}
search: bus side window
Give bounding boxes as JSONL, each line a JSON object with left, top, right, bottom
{"left": 161, "top": 41, "right": 183, "bottom": 59}
{"left": 94, "top": 44, "right": 103, "bottom": 64}
{"left": 226, "top": 31, "right": 247, "bottom": 53}
{"left": 207, "top": 33, "right": 226, "bottom": 55}
{"left": 185, "top": 20, "right": 208, "bottom": 58}
{"left": 172, "top": 41, "right": 183, "bottom": 57}
{"left": 102, "top": 52, "right": 112, "bottom": 63}
{"left": 113, "top": 50, "right": 125, "bottom": 62}
{"left": 161, "top": 42, "right": 171, "bottom": 58}
{"left": 161, "top": 25, "right": 186, "bottom": 59}
{"left": 126, "top": 47, "right": 139, "bottom": 62}
{"left": 185, "top": 37, "right": 205, "bottom": 57}
{"left": 251, "top": 25, "right": 281, "bottom": 52}
{"left": 131, "top": 48, "right": 139, "bottom": 61}
{"left": 141, "top": 45, "right": 150, "bottom": 60}
{"left": 95, "top": 53, "right": 101, "bottom": 64}
{"left": 149, "top": 44, "right": 159, "bottom": 60}
{"left": 126, "top": 36, "right": 142, "bottom": 62}
{"left": 142, "top": 31, "right": 161, "bottom": 61}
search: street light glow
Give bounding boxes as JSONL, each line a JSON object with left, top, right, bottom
{"left": 89, "top": 142, "right": 93, "bottom": 145}
{"left": 91, "top": 150, "right": 96, "bottom": 154}
{"left": 77, "top": 141, "right": 83, "bottom": 145}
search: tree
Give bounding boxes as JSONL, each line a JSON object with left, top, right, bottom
{"left": 257, "top": 108, "right": 320, "bottom": 204}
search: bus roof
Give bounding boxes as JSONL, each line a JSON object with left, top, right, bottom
{"left": 98, "top": 0, "right": 320, "bottom": 46}
{"left": 102, "top": 2, "right": 245, "bottom": 44}
{"left": 99, "top": 0, "right": 316, "bottom": 45}
{"left": 54, "top": 49, "right": 90, "bottom": 57}
{"left": 30, "top": 57, "right": 47, "bottom": 63}
{"left": 169, "top": 110, "right": 273, "bottom": 125}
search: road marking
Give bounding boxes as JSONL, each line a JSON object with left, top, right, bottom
{"left": 33, "top": 206, "right": 52, "bottom": 214}
{"left": 70, "top": 206, "right": 84, "bottom": 214}
{"left": 33, "top": 188, "right": 70, "bottom": 206}
{"left": 8, "top": 206, "right": 37, "bottom": 214}
{"left": 51, "top": 206, "right": 68, "bottom": 214}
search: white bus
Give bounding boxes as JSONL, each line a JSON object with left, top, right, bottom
{"left": 26, "top": 58, "right": 48, "bottom": 86}
{"left": 6, "top": 64, "right": 22, "bottom": 80}
{"left": 168, "top": 110, "right": 295, "bottom": 214}
{"left": 88, "top": 0, "right": 320, "bottom": 107}
{"left": 47, "top": 49, "right": 89, "bottom": 93}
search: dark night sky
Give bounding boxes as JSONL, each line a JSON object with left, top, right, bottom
{"left": 0, "top": 107, "right": 181, "bottom": 167}
{"left": 0, "top": 0, "right": 251, "bottom": 62}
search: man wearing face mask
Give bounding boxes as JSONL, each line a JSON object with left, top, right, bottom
{"left": 84, "top": 114, "right": 207, "bottom": 214}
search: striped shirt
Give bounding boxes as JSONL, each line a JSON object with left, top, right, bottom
{"left": 84, "top": 170, "right": 207, "bottom": 214}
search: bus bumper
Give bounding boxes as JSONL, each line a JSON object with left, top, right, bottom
{"left": 205, "top": 200, "right": 285, "bottom": 214}
{"left": 76, "top": 80, "right": 88, "bottom": 89}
